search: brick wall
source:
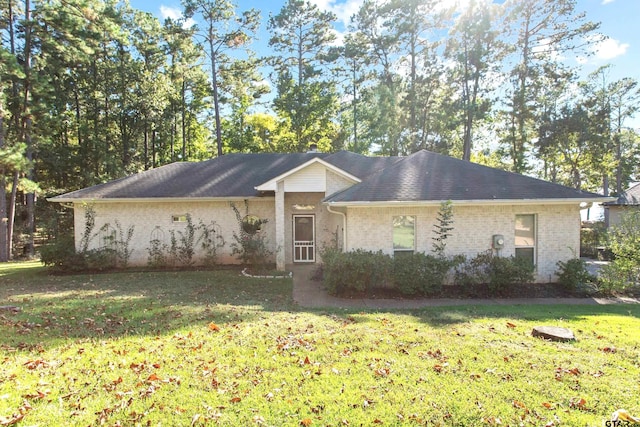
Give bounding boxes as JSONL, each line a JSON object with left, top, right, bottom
{"left": 345, "top": 203, "right": 581, "bottom": 283}
{"left": 74, "top": 200, "right": 276, "bottom": 266}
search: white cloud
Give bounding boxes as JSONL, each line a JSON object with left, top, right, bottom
{"left": 159, "top": 5, "right": 196, "bottom": 28}
{"left": 308, "top": 0, "right": 364, "bottom": 27}
{"left": 601, "top": 0, "right": 615, "bottom": 4}
{"left": 592, "top": 37, "right": 629, "bottom": 60}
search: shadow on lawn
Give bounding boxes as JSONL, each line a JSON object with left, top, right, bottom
{"left": 2, "top": 264, "right": 639, "bottom": 350}
{"left": 0, "top": 266, "right": 294, "bottom": 349}
{"left": 305, "top": 303, "right": 640, "bottom": 329}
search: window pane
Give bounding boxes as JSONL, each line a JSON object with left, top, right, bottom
{"left": 515, "top": 214, "right": 535, "bottom": 246}
{"left": 515, "top": 247, "right": 535, "bottom": 266}
{"left": 393, "top": 216, "right": 415, "bottom": 251}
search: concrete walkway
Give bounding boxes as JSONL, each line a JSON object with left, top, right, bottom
{"left": 290, "top": 264, "right": 639, "bottom": 310}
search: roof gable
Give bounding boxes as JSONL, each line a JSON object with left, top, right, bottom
{"left": 255, "top": 157, "right": 360, "bottom": 192}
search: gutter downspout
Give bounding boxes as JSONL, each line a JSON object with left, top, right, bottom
{"left": 326, "top": 205, "right": 346, "bottom": 251}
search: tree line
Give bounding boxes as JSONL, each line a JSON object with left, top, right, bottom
{"left": 1, "top": 0, "right": 639, "bottom": 260}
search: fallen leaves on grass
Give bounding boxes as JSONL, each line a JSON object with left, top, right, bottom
{"left": 569, "top": 397, "right": 588, "bottom": 411}
{"left": 208, "top": 322, "right": 220, "bottom": 332}
{"left": 0, "top": 401, "right": 32, "bottom": 426}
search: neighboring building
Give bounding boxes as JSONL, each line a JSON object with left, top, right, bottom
{"left": 49, "top": 150, "right": 612, "bottom": 283}
{"left": 603, "top": 182, "right": 640, "bottom": 228}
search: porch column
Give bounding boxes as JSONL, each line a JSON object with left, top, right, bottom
{"left": 275, "top": 180, "right": 285, "bottom": 270}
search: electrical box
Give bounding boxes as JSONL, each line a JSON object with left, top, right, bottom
{"left": 492, "top": 234, "right": 505, "bottom": 249}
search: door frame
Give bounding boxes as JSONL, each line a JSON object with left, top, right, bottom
{"left": 292, "top": 214, "right": 315, "bottom": 263}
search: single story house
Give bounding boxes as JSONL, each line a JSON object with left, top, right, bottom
{"left": 603, "top": 182, "right": 640, "bottom": 228}
{"left": 49, "top": 150, "right": 612, "bottom": 282}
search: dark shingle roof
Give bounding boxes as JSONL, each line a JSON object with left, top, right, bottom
{"left": 50, "top": 151, "right": 390, "bottom": 200}
{"left": 603, "top": 183, "right": 640, "bottom": 206}
{"left": 324, "top": 150, "right": 605, "bottom": 203}
{"left": 50, "top": 150, "right": 607, "bottom": 203}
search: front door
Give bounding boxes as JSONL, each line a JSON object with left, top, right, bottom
{"left": 293, "top": 215, "right": 315, "bottom": 262}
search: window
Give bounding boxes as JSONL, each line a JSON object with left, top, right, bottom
{"left": 515, "top": 214, "right": 536, "bottom": 267}
{"left": 172, "top": 214, "right": 188, "bottom": 223}
{"left": 393, "top": 215, "right": 415, "bottom": 255}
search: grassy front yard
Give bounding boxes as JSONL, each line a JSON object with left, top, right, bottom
{"left": 1, "top": 262, "right": 639, "bottom": 426}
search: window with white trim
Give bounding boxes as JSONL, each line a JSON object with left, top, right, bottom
{"left": 393, "top": 215, "right": 415, "bottom": 255}
{"left": 515, "top": 214, "right": 536, "bottom": 267}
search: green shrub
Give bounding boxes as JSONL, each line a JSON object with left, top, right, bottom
{"left": 393, "top": 252, "right": 453, "bottom": 296}
{"left": 84, "top": 248, "right": 118, "bottom": 271}
{"left": 323, "top": 249, "right": 392, "bottom": 295}
{"left": 555, "top": 258, "right": 595, "bottom": 293}
{"left": 598, "top": 210, "right": 640, "bottom": 294}
{"left": 455, "top": 251, "right": 535, "bottom": 295}
{"left": 39, "top": 236, "right": 87, "bottom": 272}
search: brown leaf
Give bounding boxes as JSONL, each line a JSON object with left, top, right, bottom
{"left": 230, "top": 397, "right": 242, "bottom": 403}
{"left": 513, "top": 400, "right": 527, "bottom": 410}
{"left": 147, "top": 373, "right": 161, "bottom": 382}
{"left": 0, "top": 413, "right": 25, "bottom": 426}
{"left": 23, "top": 390, "right": 48, "bottom": 400}
{"left": 506, "top": 322, "right": 516, "bottom": 328}
{"left": 542, "top": 402, "right": 552, "bottom": 409}
{"left": 300, "top": 419, "right": 312, "bottom": 427}
{"left": 570, "top": 397, "right": 588, "bottom": 410}
{"left": 208, "top": 322, "right": 220, "bottom": 332}
{"left": 600, "top": 346, "right": 616, "bottom": 353}
{"left": 304, "top": 356, "right": 311, "bottom": 365}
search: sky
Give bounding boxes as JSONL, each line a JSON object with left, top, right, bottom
{"left": 127, "top": 0, "right": 640, "bottom": 86}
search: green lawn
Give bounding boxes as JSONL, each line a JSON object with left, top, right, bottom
{"left": 1, "top": 262, "right": 639, "bottom": 426}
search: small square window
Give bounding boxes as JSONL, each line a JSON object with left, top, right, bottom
{"left": 172, "top": 214, "right": 188, "bottom": 223}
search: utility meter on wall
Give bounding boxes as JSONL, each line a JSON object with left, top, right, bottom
{"left": 492, "top": 234, "right": 505, "bottom": 249}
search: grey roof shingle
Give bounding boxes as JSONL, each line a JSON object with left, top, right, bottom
{"left": 50, "top": 151, "right": 384, "bottom": 200}
{"left": 603, "top": 182, "right": 640, "bottom": 206}
{"left": 50, "top": 150, "right": 606, "bottom": 202}
{"left": 324, "top": 150, "right": 604, "bottom": 203}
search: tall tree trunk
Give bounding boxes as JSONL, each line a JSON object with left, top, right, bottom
{"left": 209, "top": 25, "right": 223, "bottom": 157}
{"left": 7, "top": 172, "right": 19, "bottom": 259}
{"left": 0, "top": 104, "right": 8, "bottom": 262}
{"left": 181, "top": 79, "right": 187, "bottom": 161}
{"left": 23, "top": 0, "right": 35, "bottom": 258}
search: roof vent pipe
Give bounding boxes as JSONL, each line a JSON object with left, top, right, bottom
{"left": 307, "top": 143, "right": 318, "bottom": 153}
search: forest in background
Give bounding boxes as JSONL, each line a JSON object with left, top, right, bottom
{"left": 1, "top": 0, "right": 639, "bottom": 261}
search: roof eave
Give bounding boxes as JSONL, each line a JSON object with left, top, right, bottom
{"left": 47, "top": 196, "right": 273, "bottom": 204}
{"left": 324, "top": 197, "right": 615, "bottom": 207}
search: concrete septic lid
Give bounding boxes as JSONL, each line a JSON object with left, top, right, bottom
{"left": 532, "top": 326, "right": 576, "bottom": 342}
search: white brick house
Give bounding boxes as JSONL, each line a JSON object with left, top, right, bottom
{"left": 49, "top": 150, "right": 612, "bottom": 282}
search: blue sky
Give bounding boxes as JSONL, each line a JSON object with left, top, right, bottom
{"left": 128, "top": 0, "right": 639, "bottom": 86}
{"left": 129, "top": 0, "right": 639, "bottom": 132}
